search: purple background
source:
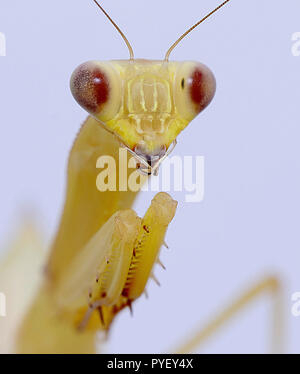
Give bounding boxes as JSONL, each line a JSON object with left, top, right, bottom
{"left": 0, "top": 0, "right": 300, "bottom": 353}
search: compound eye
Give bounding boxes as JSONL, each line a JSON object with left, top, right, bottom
{"left": 175, "top": 62, "right": 216, "bottom": 122}
{"left": 70, "top": 61, "right": 121, "bottom": 122}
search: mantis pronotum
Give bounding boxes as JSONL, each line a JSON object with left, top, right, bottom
{"left": 10, "top": 0, "right": 283, "bottom": 353}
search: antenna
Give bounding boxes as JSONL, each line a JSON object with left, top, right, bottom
{"left": 92, "top": 0, "right": 134, "bottom": 60}
{"left": 164, "top": 0, "right": 232, "bottom": 61}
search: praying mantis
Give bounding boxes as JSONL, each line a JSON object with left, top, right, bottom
{"left": 1, "top": 0, "right": 282, "bottom": 353}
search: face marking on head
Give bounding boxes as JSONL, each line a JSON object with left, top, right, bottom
{"left": 181, "top": 78, "right": 185, "bottom": 89}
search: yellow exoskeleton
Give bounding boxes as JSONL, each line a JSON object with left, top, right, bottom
{"left": 70, "top": 59, "right": 215, "bottom": 175}
{"left": 69, "top": 0, "right": 227, "bottom": 175}
{"left": 12, "top": 0, "right": 283, "bottom": 354}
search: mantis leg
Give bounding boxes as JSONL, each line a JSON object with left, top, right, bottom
{"left": 173, "top": 276, "right": 284, "bottom": 354}
{"left": 15, "top": 117, "right": 177, "bottom": 353}
{"left": 47, "top": 116, "right": 143, "bottom": 283}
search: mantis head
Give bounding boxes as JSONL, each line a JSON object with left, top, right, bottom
{"left": 70, "top": 0, "right": 230, "bottom": 174}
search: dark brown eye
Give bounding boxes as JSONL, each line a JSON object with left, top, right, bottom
{"left": 70, "top": 62, "right": 109, "bottom": 114}
{"left": 70, "top": 61, "right": 121, "bottom": 122}
{"left": 174, "top": 62, "right": 216, "bottom": 122}
{"left": 188, "top": 67, "right": 216, "bottom": 113}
